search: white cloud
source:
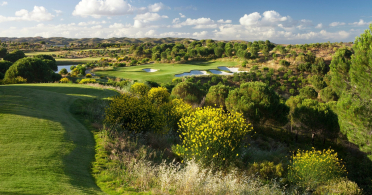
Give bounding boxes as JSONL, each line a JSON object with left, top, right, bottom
{"left": 315, "top": 23, "right": 323, "bottom": 29}
{"left": 192, "top": 31, "right": 208, "bottom": 38}
{"left": 0, "top": 6, "right": 54, "bottom": 23}
{"left": 349, "top": 19, "right": 370, "bottom": 26}
{"left": 182, "top": 17, "right": 214, "bottom": 25}
{"left": 145, "top": 29, "right": 156, "bottom": 37}
{"left": 172, "top": 18, "right": 180, "bottom": 24}
{"left": 1, "top": 1, "right": 7, "bottom": 6}
{"left": 179, "top": 13, "right": 186, "bottom": 18}
{"left": 54, "top": 10, "right": 62, "bottom": 16}
{"left": 329, "top": 22, "right": 345, "bottom": 27}
{"left": 217, "top": 19, "right": 232, "bottom": 24}
{"left": 134, "top": 12, "right": 168, "bottom": 22}
{"left": 239, "top": 12, "right": 261, "bottom": 26}
{"left": 72, "top": 0, "right": 134, "bottom": 18}
{"left": 148, "top": 2, "right": 169, "bottom": 12}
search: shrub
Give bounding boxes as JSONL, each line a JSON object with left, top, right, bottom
{"left": 288, "top": 148, "right": 346, "bottom": 189}
{"left": 148, "top": 87, "right": 170, "bottom": 104}
{"left": 0, "top": 60, "right": 12, "bottom": 74}
{"left": 160, "top": 98, "right": 193, "bottom": 132}
{"left": 251, "top": 65, "right": 259, "bottom": 70}
{"left": 289, "top": 89, "right": 295, "bottom": 95}
{"left": 279, "top": 60, "right": 290, "bottom": 67}
{"left": 4, "top": 58, "right": 53, "bottom": 83}
{"left": 225, "top": 82, "right": 288, "bottom": 124}
{"left": 299, "top": 86, "right": 318, "bottom": 99}
{"left": 176, "top": 107, "right": 252, "bottom": 167}
{"left": 3, "top": 50, "right": 26, "bottom": 63}
{"left": 4, "top": 76, "right": 27, "bottom": 84}
{"left": 171, "top": 81, "right": 204, "bottom": 104}
{"left": 241, "top": 60, "right": 247, "bottom": 67}
{"left": 130, "top": 82, "right": 150, "bottom": 96}
{"left": 79, "top": 78, "right": 97, "bottom": 84}
{"left": 85, "top": 73, "right": 92, "bottom": 78}
{"left": 248, "top": 161, "right": 285, "bottom": 181}
{"left": 309, "top": 75, "right": 327, "bottom": 90}
{"left": 34, "top": 55, "right": 57, "bottom": 71}
{"left": 314, "top": 178, "right": 362, "bottom": 195}
{"left": 204, "top": 83, "right": 230, "bottom": 108}
{"left": 320, "top": 86, "right": 338, "bottom": 102}
{"left": 59, "top": 68, "right": 68, "bottom": 75}
{"left": 263, "top": 67, "right": 269, "bottom": 71}
{"left": 60, "top": 78, "right": 70, "bottom": 83}
{"left": 104, "top": 94, "right": 164, "bottom": 134}
{"left": 279, "top": 85, "right": 286, "bottom": 92}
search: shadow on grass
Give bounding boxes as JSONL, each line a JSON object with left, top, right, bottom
{"left": 0, "top": 85, "right": 119, "bottom": 194}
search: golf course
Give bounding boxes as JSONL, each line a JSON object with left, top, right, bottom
{"left": 0, "top": 84, "right": 118, "bottom": 194}
{"left": 93, "top": 61, "right": 239, "bottom": 83}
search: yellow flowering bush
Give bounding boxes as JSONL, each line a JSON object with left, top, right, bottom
{"left": 288, "top": 148, "right": 346, "bottom": 189}
{"left": 79, "top": 78, "right": 97, "bottom": 84}
{"left": 60, "top": 78, "right": 70, "bottom": 83}
{"left": 86, "top": 73, "right": 92, "bottom": 78}
{"left": 148, "top": 87, "right": 170, "bottom": 104}
{"left": 176, "top": 107, "right": 252, "bottom": 167}
{"left": 159, "top": 98, "right": 193, "bottom": 132}
{"left": 130, "top": 82, "right": 150, "bottom": 96}
{"left": 104, "top": 94, "right": 165, "bottom": 134}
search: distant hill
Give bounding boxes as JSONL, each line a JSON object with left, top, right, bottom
{"left": 0, "top": 37, "right": 197, "bottom": 45}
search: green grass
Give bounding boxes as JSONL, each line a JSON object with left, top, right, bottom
{"left": 94, "top": 61, "right": 238, "bottom": 83}
{"left": 56, "top": 57, "right": 103, "bottom": 65}
{"left": 0, "top": 83, "right": 118, "bottom": 194}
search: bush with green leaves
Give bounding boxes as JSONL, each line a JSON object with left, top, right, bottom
{"left": 248, "top": 161, "right": 284, "bottom": 181}
{"left": 299, "top": 86, "right": 318, "bottom": 99}
{"left": 225, "top": 81, "right": 288, "bottom": 124}
{"left": 320, "top": 86, "right": 338, "bottom": 102}
{"left": 279, "top": 60, "right": 290, "bottom": 67}
{"left": 79, "top": 78, "right": 97, "bottom": 84}
{"left": 34, "top": 55, "right": 57, "bottom": 71}
{"left": 0, "top": 60, "right": 12, "bottom": 75}
{"left": 288, "top": 148, "right": 346, "bottom": 190}
{"left": 3, "top": 50, "right": 26, "bottom": 63}
{"left": 314, "top": 178, "right": 362, "bottom": 195}
{"left": 297, "top": 62, "right": 312, "bottom": 72}
{"left": 130, "top": 82, "right": 150, "bottom": 96}
{"left": 4, "top": 58, "right": 54, "bottom": 83}
{"left": 171, "top": 81, "right": 204, "bottom": 104}
{"left": 204, "top": 83, "right": 230, "bottom": 108}
{"left": 309, "top": 75, "right": 327, "bottom": 91}
{"left": 59, "top": 68, "right": 68, "bottom": 75}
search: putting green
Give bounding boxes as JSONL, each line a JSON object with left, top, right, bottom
{"left": 0, "top": 83, "right": 118, "bottom": 194}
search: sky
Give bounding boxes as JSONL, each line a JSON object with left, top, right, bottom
{"left": 0, "top": 0, "right": 371, "bottom": 44}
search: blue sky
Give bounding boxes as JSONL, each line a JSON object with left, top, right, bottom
{"left": 0, "top": 0, "right": 371, "bottom": 43}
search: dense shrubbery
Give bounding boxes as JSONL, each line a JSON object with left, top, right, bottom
{"left": 79, "top": 78, "right": 97, "bottom": 84}
{"left": 320, "top": 86, "right": 338, "bottom": 102}
{"left": 204, "top": 83, "right": 230, "bottom": 108}
{"left": 299, "top": 86, "right": 318, "bottom": 99}
{"left": 225, "top": 81, "right": 288, "bottom": 124}
{"left": 3, "top": 50, "right": 26, "bottom": 63}
{"left": 171, "top": 81, "right": 204, "bottom": 104}
{"left": 147, "top": 86, "right": 170, "bottom": 104}
{"left": 60, "top": 78, "right": 70, "bottom": 83}
{"left": 175, "top": 106, "right": 252, "bottom": 167}
{"left": 288, "top": 148, "right": 346, "bottom": 190}
{"left": 130, "top": 82, "right": 150, "bottom": 96}
{"left": 4, "top": 58, "right": 54, "bottom": 83}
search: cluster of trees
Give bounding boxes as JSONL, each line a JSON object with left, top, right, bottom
{"left": 0, "top": 48, "right": 61, "bottom": 83}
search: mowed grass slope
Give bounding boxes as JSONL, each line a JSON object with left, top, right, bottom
{"left": 0, "top": 84, "right": 118, "bottom": 194}
{"left": 94, "top": 61, "right": 238, "bottom": 83}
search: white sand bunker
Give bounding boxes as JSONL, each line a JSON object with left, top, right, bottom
{"left": 143, "top": 68, "right": 158, "bottom": 72}
{"left": 218, "top": 66, "right": 248, "bottom": 73}
{"left": 175, "top": 70, "right": 209, "bottom": 77}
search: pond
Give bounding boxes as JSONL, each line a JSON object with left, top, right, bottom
{"left": 56, "top": 65, "right": 73, "bottom": 73}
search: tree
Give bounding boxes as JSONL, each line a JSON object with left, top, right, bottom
{"left": 3, "top": 50, "right": 26, "bottom": 63}
{"left": 332, "top": 25, "right": 372, "bottom": 158}
{"left": 4, "top": 58, "right": 54, "bottom": 83}
{"left": 309, "top": 75, "right": 327, "bottom": 91}
{"left": 59, "top": 68, "right": 68, "bottom": 75}
{"left": 299, "top": 86, "right": 318, "bottom": 99}
{"left": 225, "top": 81, "right": 288, "bottom": 124}
{"left": 204, "top": 83, "right": 230, "bottom": 109}
{"left": 214, "top": 47, "right": 224, "bottom": 58}
{"left": 171, "top": 81, "right": 204, "bottom": 104}
{"left": 319, "top": 86, "right": 338, "bottom": 102}
{"left": 34, "top": 55, "right": 57, "bottom": 71}
{"left": 286, "top": 96, "right": 339, "bottom": 145}
{"left": 0, "top": 47, "right": 7, "bottom": 59}
{"left": 0, "top": 60, "right": 12, "bottom": 74}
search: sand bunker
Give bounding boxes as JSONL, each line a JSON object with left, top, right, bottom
{"left": 175, "top": 70, "right": 209, "bottom": 77}
{"left": 218, "top": 66, "right": 248, "bottom": 73}
{"left": 143, "top": 68, "right": 158, "bottom": 72}
{"left": 208, "top": 69, "right": 234, "bottom": 75}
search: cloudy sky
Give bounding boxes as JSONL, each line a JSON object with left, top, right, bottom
{"left": 0, "top": 0, "right": 371, "bottom": 43}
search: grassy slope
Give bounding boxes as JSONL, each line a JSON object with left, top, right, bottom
{"left": 0, "top": 83, "right": 118, "bottom": 194}
{"left": 94, "top": 61, "right": 238, "bottom": 83}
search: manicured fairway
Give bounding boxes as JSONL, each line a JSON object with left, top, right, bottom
{"left": 94, "top": 61, "right": 239, "bottom": 83}
{"left": 0, "top": 84, "right": 118, "bottom": 194}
